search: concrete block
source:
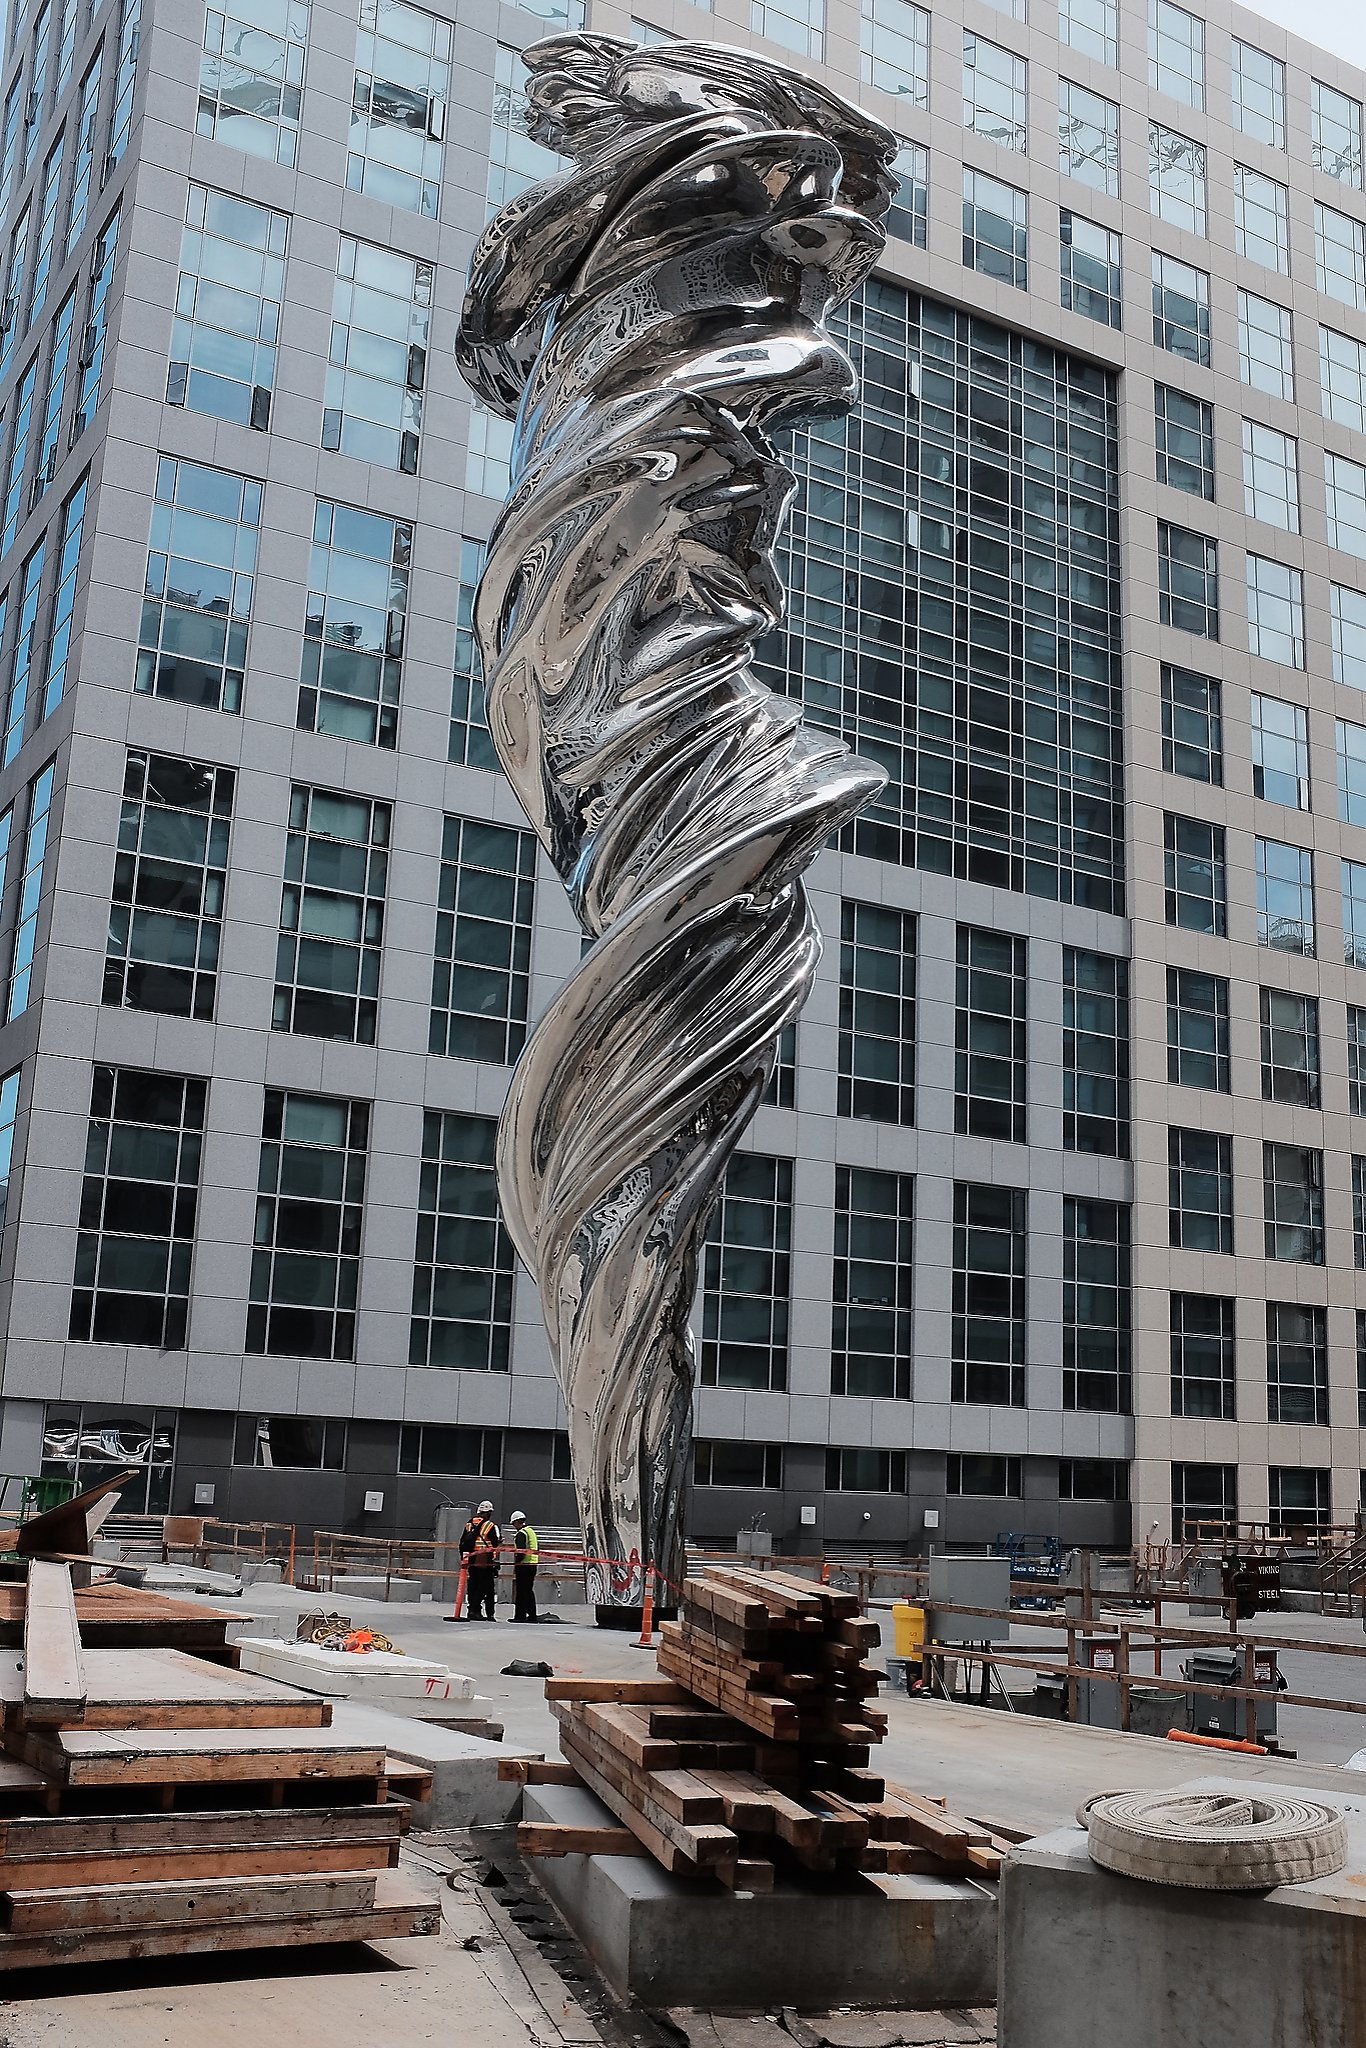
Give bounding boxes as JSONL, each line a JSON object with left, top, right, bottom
{"left": 234, "top": 1637, "right": 477, "bottom": 1703}
{"left": 330, "top": 1574, "right": 424, "bottom": 1603}
{"left": 327, "top": 1702, "right": 539, "bottom": 1828}
{"left": 522, "top": 1783, "right": 997, "bottom": 2009}
{"left": 223, "top": 1612, "right": 290, "bottom": 1644}
{"left": 999, "top": 1774, "right": 1366, "bottom": 2048}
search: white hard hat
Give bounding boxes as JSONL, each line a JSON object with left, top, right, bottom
{"left": 510, "top": 1510, "right": 526, "bottom": 1524}
{"left": 477, "top": 1499, "right": 494, "bottom": 1514}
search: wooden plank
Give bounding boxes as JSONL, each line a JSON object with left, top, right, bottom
{"left": 0, "top": 1650, "right": 332, "bottom": 1733}
{"left": 686, "top": 1769, "right": 776, "bottom": 1834}
{"left": 19, "top": 1726, "right": 388, "bottom": 1788}
{"left": 697, "top": 1567, "right": 824, "bottom": 1620}
{"left": 517, "top": 1822, "right": 645, "bottom": 1858}
{"left": 714, "top": 1857, "right": 776, "bottom": 1893}
{"left": 22, "top": 1563, "right": 85, "bottom": 1726}
{"left": 0, "top": 1869, "right": 440, "bottom": 1965}
{"left": 0, "top": 1838, "right": 401, "bottom": 1889}
{"left": 497, "top": 1759, "right": 575, "bottom": 1785}
{"left": 557, "top": 1727, "right": 740, "bottom": 1868}
{"left": 0, "top": 1868, "right": 380, "bottom": 1935}
{"left": 0, "top": 1803, "right": 404, "bottom": 1861}
{"left": 381, "top": 1758, "right": 432, "bottom": 1801}
{"left": 542, "top": 1679, "right": 687, "bottom": 1705}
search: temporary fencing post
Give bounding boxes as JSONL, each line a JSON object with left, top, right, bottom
{"left": 633, "top": 1564, "right": 656, "bottom": 1648}
{"left": 446, "top": 1561, "right": 468, "bottom": 1623}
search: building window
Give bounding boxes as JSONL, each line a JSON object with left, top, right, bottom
{"left": 72, "top": 205, "right": 119, "bottom": 441}
{"left": 1060, "top": 1459, "right": 1129, "bottom": 1501}
{"left": 249, "top": 1092, "right": 367, "bottom": 1360}
{"left": 963, "top": 32, "right": 1026, "bottom": 152}
{"left": 300, "top": 501, "right": 409, "bottom": 748}
{"left": 410, "top": 1110, "right": 513, "bottom": 1371}
{"left": 349, "top": 0, "right": 448, "bottom": 217}
{"left": 826, "top": 1448, "right": 909, "bottom": 1493}
{"left": 1360, "top": 1313, "right": 1366, "bottom": 1420}
{"left": 3, "top": 545, "right": 45, "bottom": 770}
{"left": 1173, "top": 1462, "right": 1236, "bottom": 1542}
{"left": 430, "top": 817, "right": 535, "bottom": 1064}
{"left": 952, "top": 1183, "right": 1025, "bottom": 1407}
{"left": 24, "top": 1, "right": 52, "bottom": 176}
{"left": 1270, "top": 1467, "right": 1331, "bottom": 1533}
{"left": 6, "top": 763, "right": 54, "bottom": 1022}
{"left": 323, "top": 238, "right": 428, "bottom": 474}
{"left": 860, "top": 0, "right": 928, "bottom": 105}
{"left": 1171, "top": 1292, "right": 1234, "bottom": 1419}
{"left": 1333, "top": 583, "right": 1366, "bottom": 689}
{"left": 107, "top": 0, "right": 141, "bottom": 167}
{"left": 275, "top": 789, "right": 390, "bottom": 1043}
{"left": 1059, "top": 213, "right": 1122, "bottom": 327}
{"left": 1355, "top": 1157, "right": 1366, "bottom": 1269}
{"left": 1313, "top": 80, "right": 1363, "bottom": 188}
{"left": 756, "top": 282, "right": 1123, "bottom": 913}
{"left": 70, "top": 1069, "right": 204, "bottom": 1349}
{"left": 137, "top": 458, "right": 259, "bottom": 715}
{"left": 1, "top": 356, "right": 40, "bottom": 561}
{"left": 42, "top": 1406, "right": 175, "bottom": 1515}
{"left": 105, "top": 754, "right": 233, "bottom": 1022}
{"left": 1345, "top": 860, "right": 1366, "bottom": 968}
{"left": 1149, "top": 123, "right": 1206, "bottom": 234}
{"left": 65, "top": 50, "right": 102, "bottom": 260}
{"left": 1162, "top": 665, "right": 1221, "bottom": 782}
{"left": 167, "top": 186, "right": 286, "bottom": 430}
{"left": 1154, "top": 387, "right": 1214, "bottom": 500}
{"left": 1152, "top": 250, "right": 1210, "bottom": 364}
{"left": 1316, "top": 202, "right": 1366, "bottom": 311}
{"left": 27, "top": 138, "right": 62, "bottom": 329}
{"left": 751, "top": 0, "right": 823, "bottom": 58}
{"left": 1063, "top": 948, "right": 1129, "bottom": 1157}
{"left": 1263, "top": 1145, "right": 1324, "bottom": 1264}
{"left": 1251, "top": 694, "right": 1309, "bottom": 809}
{"left": 1247, "top": 556, "right": 1304, "bottom": 669}
{"left": 1168, "top": 1127, "right": 1232, "bottom": 1254}
{"left": 762, "top": 1022, "right": 798, "bottom": 1111}
{"left": 1058, "top": 80, "right": 1119, "bottom": 194}
{"left": 1148, "top": 0, "right": 1203, "bottom": 108}
{"left": 234, "top": 1416, "right": 346, "bottom": 1468}
{"left": 199, "top": 0, "right": 308, "bottom": 164}
{"left": 1243, "top": 424, "right": 1299, "bottom": 534}
{"left": 1321, "top": 324, "right": 1366, "bottom": 432}
{"left": 1260, "top": 989, "right": 1319, "bottom": 1108}
{"left": 1267, "top": 1302, "right": 1328, "bottom": 1422}
{"left": 947, "top": 1454, "right": 1022, "bottom": 1497}
{"left": 40, "top": 476, "right": 87, "bottom": 728}
{"left": 487, "top": 44, "right": 564, "bottom": 213}
{"left": 1059, "top": 0, "right": 1116, "bottom": 65}
{"left": 1350, "top": 1007, "right": 1366, "bottom": 1113}
{"left": 888, "top": 141, "right": 929, "bottom": 247}
{"left": 694, "top": 1442, "right": 785, "bottom": 1489}
{"left": 1234, "top": 165, "right": 1289, "bottom": 274}
{"left": 1158, "top": 522, "right": 1217, "bottom": 637}
{"left": 1256, "top": 836, "right": 1314, "bottom": 955}
{"left": 34, "top": 286, "right": 75, "bottom": 513}
{"left": 1167, "top": 967, "right": 1229, "bottom": 1091}
{"left": 0, "top": 1066, "right": 17, "bottom": 1237}
{"left": 1239, "top": 291, "right": 1293, "bottom": 401}
{"left": 0, "top": 205, "right": 31, "bottom": 387}
{"left": 399, "top": 1424, "right": 502, "bottom": 1478}
{"left": 1327, "top": 453, "right": 1366, "bottom": 562}
{"left": 839, "top": 902, "right": 915, "bottom": 1123}
{"left": 449, "top": 538, "right": 497, "bottom": 770}
{"left": 701, "top": 1153, "right": 792, "bottom": 1391}
{"left": 1064, "top": 1197, "right": 1130, "bottom": 1413}
{"left": 1339, "top": 718, "right": 1366, "bottom": 828}
{"left": 466, "top": 401, "right": 514, "bottom": 502}
{"left": 629, "top": 20, "right": 675, "bottom": 45}
{"left": 1164, "top": 813, "right": 1225, "bottom": 933}
{"left": 1231, "top": 39, "right": 1285, "bottom": 147}
{"left": 955, "top": 926, "right": 1026, "bottom": 1143}
{"left": 831, "top": 1166, "right": 913, "bottom": 1399}
{"left": 962, "top": 168, "right": 1028, "bottom": 284}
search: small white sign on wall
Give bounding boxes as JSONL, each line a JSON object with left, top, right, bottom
{"left": 923, "top": 1508, "right": 940, "bottom": 1530}
{"left": 363, "top": 1490, "right": 384, "bottom": 1513}
{"left": 194, "top": 1483, "right": 215, "bottom": 1506}
{"left": 800, "top": 1505, "right": 817, "bottom": 1527}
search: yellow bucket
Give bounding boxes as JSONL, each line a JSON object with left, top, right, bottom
{"left": 892, "top": 1601, "right": 926, "bottom": 1663}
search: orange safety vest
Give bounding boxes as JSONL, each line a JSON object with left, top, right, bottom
{"left": 464, "top": 1516, "right": 498, "bottom": 1566}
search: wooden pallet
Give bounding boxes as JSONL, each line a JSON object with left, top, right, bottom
{"left": 517, "top": 1567, "right": 1012, "bottom": 1892}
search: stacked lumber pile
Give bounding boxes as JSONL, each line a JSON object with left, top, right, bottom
{"left": 0, "top": 1561, "right": 439, "bottom": 1967}
{"left": 514, "top": 1565, "right": 1012, "bottom": 1893}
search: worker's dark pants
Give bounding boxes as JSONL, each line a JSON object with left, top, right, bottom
{"left": 513, "top": 1564, "right": 538, "bottom": 1623}
{"left": 467, "top": 1565, "right": 497, "bottom": 1618}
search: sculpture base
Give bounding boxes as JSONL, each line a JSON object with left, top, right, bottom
{"left": 594, "top": 1604, "right": 680, "bottom": 1630}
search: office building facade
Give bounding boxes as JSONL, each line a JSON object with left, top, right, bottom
{"left": 0, "top": 0, "right": 1359, "bottom": 1552}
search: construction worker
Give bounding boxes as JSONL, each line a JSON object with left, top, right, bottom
{"left": 460, "top": 1500, "right": 500, "bottom": 1619}
{"left": 509, "top": 1510, "right": 539, "bottom": 1623}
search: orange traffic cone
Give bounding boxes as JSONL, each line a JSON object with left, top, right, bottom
{"left": 633, "top": 1565, "right": 656, "bottom": 1648}
{"left": 445, "top": 1561, "right": 468, "bottom": 1623}
{"left": 820, "top": 1558, "right": 830, "bottom": 1586}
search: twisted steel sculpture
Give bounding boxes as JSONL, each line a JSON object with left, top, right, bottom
{"left": 456, "top": 33, "right": 893, "bottom": 1609}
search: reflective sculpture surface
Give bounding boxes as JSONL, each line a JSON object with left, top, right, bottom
{"left": 456, "top": 33, "right": 894, "bottom": 1606}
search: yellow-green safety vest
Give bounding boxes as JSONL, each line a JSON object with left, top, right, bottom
{"left": 517, "top": 1524, "right": 538, "bottom": 1563}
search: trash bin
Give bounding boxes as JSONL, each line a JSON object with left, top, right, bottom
{"left": 1033, "top": 1671, "right": 1067, "bottom": 1719}
{"left": 893, "top": 1601, "right": 926, "bottom": 1664}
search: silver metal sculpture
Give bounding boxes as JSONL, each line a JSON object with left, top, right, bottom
{"left": 456, "top": 33, "right": 893, "bottom": 1610}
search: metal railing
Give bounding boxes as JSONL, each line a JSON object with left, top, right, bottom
{"left": 100, "top": 1514, "right": 298, "bottom": 1581}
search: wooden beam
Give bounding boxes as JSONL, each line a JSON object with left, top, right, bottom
{"left": 22, "top": 1562, "right": 85, "bottom": 1726}
{"left": 516, "top": 1822, "right": 645, "bottom": 1858}
{"left": 497, "top": 1758, "right": 576, "bottom": 1784}
{"left": 542, "top": 1678, "right": 688, "bottom": 1705}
